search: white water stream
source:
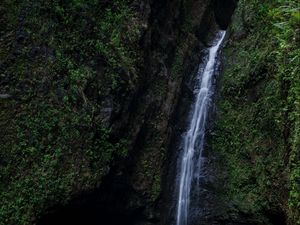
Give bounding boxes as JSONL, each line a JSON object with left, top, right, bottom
{"left": 176, "top": 31, "right": 226, "bottom": 225}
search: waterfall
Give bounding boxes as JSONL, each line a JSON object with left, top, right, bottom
{"left": 176, "top": 31, "right": 226, "bottom": 225}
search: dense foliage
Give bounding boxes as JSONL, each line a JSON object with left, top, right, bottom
{"left": 212, "top": 0, "right": 299, "bottom": 224}
{"left": 0, "top": 0, "right": 139, "bottom": 224}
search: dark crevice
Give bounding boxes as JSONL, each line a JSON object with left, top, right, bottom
{"left": 214, "top": 0, "right": 238, "bottom": 29}
{"left": 37, "top": 174, "right": 146, "bottom": 225}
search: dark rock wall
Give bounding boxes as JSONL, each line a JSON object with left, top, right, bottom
{"left": 86, "top": 1, "right": 234, "bottom": 224}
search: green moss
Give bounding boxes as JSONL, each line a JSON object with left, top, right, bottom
{"left": 150, "top": 172, "right": 162, "bottom": 201}
{"left": 0, "top": 98, "right": 128, "bottom": 224}
{"left": 0, "top": 0, "right": 138, "bottom": 224}
{"left": 212, "top": 0, "right": 300, "bottom": 224}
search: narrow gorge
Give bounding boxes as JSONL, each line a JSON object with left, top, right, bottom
{"left": 175, "top": 31, "right": 226, "bottom": 225}
{"left": 0, "top": 1, "right": 299, "bottom": 225}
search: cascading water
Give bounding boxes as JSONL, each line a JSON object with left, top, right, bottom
{"left": 176, "top": 31, "right": 226, "bottom": 225}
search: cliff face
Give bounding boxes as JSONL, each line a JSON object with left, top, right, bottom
{"left": 211, "top": 1, "right": 300, "bottom": 225}
{"left": 0, "top": 0, "right": 236, "bottom": 224}
{"left": 4, "top": 1, "right": 298, "bottom": 225}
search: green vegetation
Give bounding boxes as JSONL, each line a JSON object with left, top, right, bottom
{"left": 1, "top": 0, "right": 298, "bottom": 224}
{"left": 0, "top": 0, "right": 139, "bottom": 224}
{"left": 212, "top": 0, "right": 300, "bottom": 224}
